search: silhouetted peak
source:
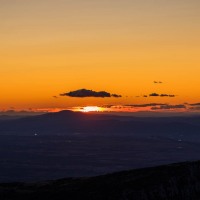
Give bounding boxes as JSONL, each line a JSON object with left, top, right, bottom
{"left": 40, "top": 110, "right": 86, "bottom": 119}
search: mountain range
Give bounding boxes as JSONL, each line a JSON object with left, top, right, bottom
{"left": 0, "top": 110, "right": 200, "bottom": 137}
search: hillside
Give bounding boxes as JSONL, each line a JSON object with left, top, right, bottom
{"left": 1, "top": 160, "right": 200, "bottom": 200}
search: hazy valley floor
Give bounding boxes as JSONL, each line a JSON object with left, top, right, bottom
{"left": 1, "top": 111, "right": 200, "bottom": 183}
{"left": 1, "top": 134, "right": 200, "bottom": 182}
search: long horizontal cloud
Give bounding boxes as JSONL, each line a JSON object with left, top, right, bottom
{"left": 93, "top": 103, "right": 190, "bottom": 113}
{"left": 190, "top": 103, "right": 200, "bottom": 106}
{"left": 190, "top": 107, "right": 200, "bottom": 110}
{"left": 149, "top": 93, "right": 176, "bottom": 97}
{"left": 189, "top": 103, "right": 200, "bottom": 111}
{"left": 125, "top": 103, "right": 168, "bottom": 107}
{"left": 60, "top": 89, "right": 122, "bottom": 98}
{"left": 151, "top": 104, "right": 186, "bottom": 110}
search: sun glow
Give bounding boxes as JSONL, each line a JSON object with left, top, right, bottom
{"left": 82, "top": 106, "right": 103, "bottom": 112}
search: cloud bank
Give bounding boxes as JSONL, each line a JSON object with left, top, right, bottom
{"left": 99, "top": 103, "right": 194, "bottom": 113}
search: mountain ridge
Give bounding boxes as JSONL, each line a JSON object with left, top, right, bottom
{"left": 0, "top": 110, "right": 200, "bottom": 136}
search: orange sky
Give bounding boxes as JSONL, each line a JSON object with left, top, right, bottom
{"left": 1, "top": 0, "right": 200, "bottom": 111}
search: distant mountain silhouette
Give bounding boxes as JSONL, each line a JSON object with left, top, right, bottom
{"left": 1, "top": 160, "right": 200, "bottom": 200}
{"left": 0, "top": 110, "right": 200, "bottom": 136}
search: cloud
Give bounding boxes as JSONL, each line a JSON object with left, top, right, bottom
{"left": 111, "top": 94, "right": 122, "bottom": 98}
{"left": 101, "top": 105, "right": 115, "bottom": 108}
{"left": 151, "top": 104, "right": 186, "bottom": 110}
{"left": 149, "top": 93, "right": 176, "bottom": 97}
{"left": 190, "top": 103, "right": 200, "bottom": 106}
{"left": 60, "top": 89, "right": 122, "bottom": 98}
{"left": 126, "top": 103, "right": 168, "bottom": 108}
{"left": 149, "top": 93, "right": 160, "bottom": 97}
{"left": 189, "top": 103, "right": 200, "bottom": 111}
{"left": 53, "top": 96, "right": 58, "bottom": 98}
{"left": 160, "top": 94, "right": 169, "bottom": 97}
{"left": 154, "top": 81, "right": 163, "bottom": 84}
{"left": 100, "top": 103, "right": 200, "bottom": 113}
{"left": 190, "top": 107, "right": 200, "bottom": 110}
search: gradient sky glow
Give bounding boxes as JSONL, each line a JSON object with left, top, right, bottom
{"left": 1, "top": 0, "right": 200, "bottom": 110}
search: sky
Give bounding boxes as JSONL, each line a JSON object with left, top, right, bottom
{"left": 1, "top": 0, "right": 200, "bottom": 112}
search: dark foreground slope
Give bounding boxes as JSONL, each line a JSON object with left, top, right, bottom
{"left": 1, "top": 160, "right": 200, "bottom": 200}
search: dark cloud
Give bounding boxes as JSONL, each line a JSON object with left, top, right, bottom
{"left": 189, "top": 103, "right": 200, "bottom": 111}
{"left": 143, "top": 95, "right": 148, "bottom": 97}
{"left": 190, "top": 103, "right": 200, "bottom": 106}
{"left": 161, "top": 104, "right": 186, "bottom": 109}
{"left": 149, "top": 93, "right": 160, "bottom": 97}
{"left": 111, "top": 94, "right": 122, "bottom": 98}
{"left": 126, "top": 103, "right": 168, "bottom": 108}
{"left": 53, "top": 96, "right": 58, "bottom": 98}
{"left": 149, "top": 93, "right": 176, "bottom": 97}
{"left": 160, "top": 94, "right": 169, "bottom": 97}
{"left": 151, "top": 104, "right": 186, "bottom": 110}
{"left": 60, "top": 89, "right": 122, "bottom": 98}
{"left": 101, "top": 105, "right": 114, "bottom": 108}
{"left": 154, "top": 81, "right": 163, "bottom": 84}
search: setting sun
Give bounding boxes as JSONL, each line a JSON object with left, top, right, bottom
{"left": 82, "top": 106, "right": 103, "bottom": 112}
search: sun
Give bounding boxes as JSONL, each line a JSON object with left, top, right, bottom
{"left": 82, "top": 106, "right": 103, "bottom": 112}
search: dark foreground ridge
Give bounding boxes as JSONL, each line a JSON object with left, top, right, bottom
{"left": 1, "top": 160, "right": 200, "bottom": 200}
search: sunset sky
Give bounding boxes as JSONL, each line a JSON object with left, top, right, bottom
{"left": 1, "top": 0, "right": 200, "bottom": 112}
